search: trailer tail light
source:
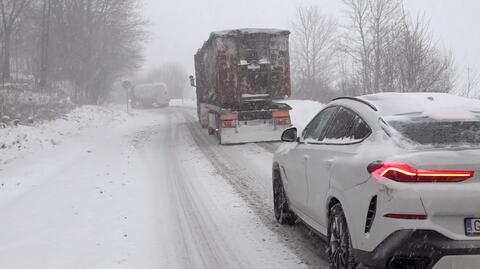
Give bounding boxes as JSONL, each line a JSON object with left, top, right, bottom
{"left": 276, "top": 117, "right": 291, "bottom": 125}
{"left": 272, "top": 110, "right": 290, "bottom": 118}
{"left": 220, "top": 113, "right": 239, "bottom": 121}
{"left": 367, "top": 162, "right": 474, "bottom": 183}
{"left": 273, "top": 111, "right": 291, "bottom": 125}
{"left": 222, "top": 120, "right": 235, "bottom": 128}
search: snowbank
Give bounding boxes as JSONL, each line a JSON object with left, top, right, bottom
{"left": 0, "top": 85, "right": 74, "bottom": 123}
{"left": 283, "top": 100, "right": 324, "bottom": 132}
{"left": 0, "top": 106, "right": 127, "bottom": 165}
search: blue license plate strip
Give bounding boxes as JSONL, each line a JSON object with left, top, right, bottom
{"left": 465, "top": 218, "right": 480, "bottom": 236}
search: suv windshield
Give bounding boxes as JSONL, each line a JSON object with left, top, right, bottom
{"left": 387, "top": 116, "right": 480, "bottom": 147}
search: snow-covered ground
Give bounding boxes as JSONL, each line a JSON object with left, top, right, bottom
{"left": 0, "top": 106, "right": 127, "bottom": 165}
{"left": 0, "top": 100, "right": 329, "bottom": 269}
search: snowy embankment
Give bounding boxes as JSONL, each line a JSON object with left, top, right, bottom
{"left": 0, "top": 85, "right": 75, "bottom": 123}
{"left": 0, "top": 106, "right": 127, "bottom": 165}
{"left": 283, "top": 100, "right": 324, "bottom": 132}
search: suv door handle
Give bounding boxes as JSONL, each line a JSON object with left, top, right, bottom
{"left": 325, "top": 159, "right": 333, "bottom": 167}
{"left": 303, "top": 155, "right": 310, "bottom": 161}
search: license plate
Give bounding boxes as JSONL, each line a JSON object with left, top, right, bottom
{"left": 465, "top": 218, "right": 480, "bottom": 236}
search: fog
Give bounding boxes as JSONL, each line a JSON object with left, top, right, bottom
{"left": 3, "top": 1, "right": 480, "bottom": 268}
{"left": 143, "top": 0, "right": 480, "bottom": 84}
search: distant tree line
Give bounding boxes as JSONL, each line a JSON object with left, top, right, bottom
{"left": 291, "top": 0, "right": 458, "bottom": 102}
{"left": 458, "top": 66, "right": 480, "bottom": 98}
{"left": 0, "top": 0, "right": 146, "bottom": 104}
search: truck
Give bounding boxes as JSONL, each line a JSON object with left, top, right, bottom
{"left": 131, "top": 83, "right": 170, "bottom": 109}
{"left": 192, "top": 28, "right": 292, "bottom": 144}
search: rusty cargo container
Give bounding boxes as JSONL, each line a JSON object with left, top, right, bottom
{"left": 193, "top": 28, "right": 293, "bottom": 144}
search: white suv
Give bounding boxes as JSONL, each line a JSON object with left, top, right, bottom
{"left": 273, "top": 93, "right": 480, "bottom": 269}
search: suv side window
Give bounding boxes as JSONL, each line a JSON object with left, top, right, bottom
{"left": 303, "top": 106, "right": 338, "bottom": 141}
{"left": 322, "top": 107, "right": 371, "bottom": 144}
{"left": 353, "top": 116, "right": 371, "bottom": 140}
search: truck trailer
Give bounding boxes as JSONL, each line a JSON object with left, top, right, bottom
{"left": 193, "top": 28, "right": 292, "bottom": 144}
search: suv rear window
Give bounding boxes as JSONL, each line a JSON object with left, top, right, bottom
{"left": 387, "top": 116, "right": 480, "bottom": 147}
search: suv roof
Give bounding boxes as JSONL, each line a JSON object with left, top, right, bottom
{"left": 210, "top": 28, "right": 290, "bottom": 37}
{"left": 356, "top": 92, "right": 480, "bottom": 117}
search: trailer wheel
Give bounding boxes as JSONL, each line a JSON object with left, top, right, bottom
{"left": 217, "top": 132, "right": 222, "bottom": 145}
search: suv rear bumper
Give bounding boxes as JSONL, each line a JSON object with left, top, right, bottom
{"left": 354, "top": 230, "right": 480, "bottom": 269}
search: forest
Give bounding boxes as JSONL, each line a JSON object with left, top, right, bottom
{"left": 0, "top": 0, "right": 145, "bottom": 106}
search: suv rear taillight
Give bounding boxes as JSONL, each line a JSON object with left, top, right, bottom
{"left": 367, "top": 162, "right": 474, "bottom": 183}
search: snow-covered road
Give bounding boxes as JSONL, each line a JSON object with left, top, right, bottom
{"left": 0, "top": 105, "right": 328, "bottom": 269}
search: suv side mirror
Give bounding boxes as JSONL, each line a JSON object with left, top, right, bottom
{"left": 281, "top": 127, "right": 298, "bottom": 142}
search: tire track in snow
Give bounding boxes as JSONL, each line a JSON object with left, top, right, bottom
{"left": 153, "top": 110, "right": 299, "bottom": 269}
{"left": 256, "top": 142, "right": 281, "bottom": 154}
{"left": 179, "top": 109, "right": 329, "bottom": 269}
{"left": 162, "top": 111, "right": 246, "bottom": 269}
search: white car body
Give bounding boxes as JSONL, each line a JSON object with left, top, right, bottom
{"left": 273, "top": 93, "right": 480, "bottom": 269}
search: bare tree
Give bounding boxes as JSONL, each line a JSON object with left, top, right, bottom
{"left": 342, "top": 0, "right": 402, "bottom": 94}
{"left": 43, "top": 0, "right": 147, "bottom": 104}
{"left": 369, "top": 0, "right": 401, "bottom": 93}
{"left": 395, "top": 11, "right": 455, "bottom": 93}
{"left": 38, "top": 0, "right": 50, "bottom": 89}
{"left": 458, "top": 67, "right": 480, "bottom": 97}
{"left": 341, "top": 0, "right": 454, "bottom": 94}
{"left": 0, "top": 0, "right": 31, "bottom": 82}
{"left": 342, "top": 0, "right": 372, "bottom": 94}
{"left": 290, "top": 5, "right": 337, "bottom": 101}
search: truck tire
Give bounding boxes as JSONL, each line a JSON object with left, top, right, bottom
{"left": 217, "top": 132, "right": 222, "bottom": 145}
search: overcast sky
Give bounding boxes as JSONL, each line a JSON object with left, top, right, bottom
{"left": 141, "top": 0, "right": 480, "bottom": 86}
